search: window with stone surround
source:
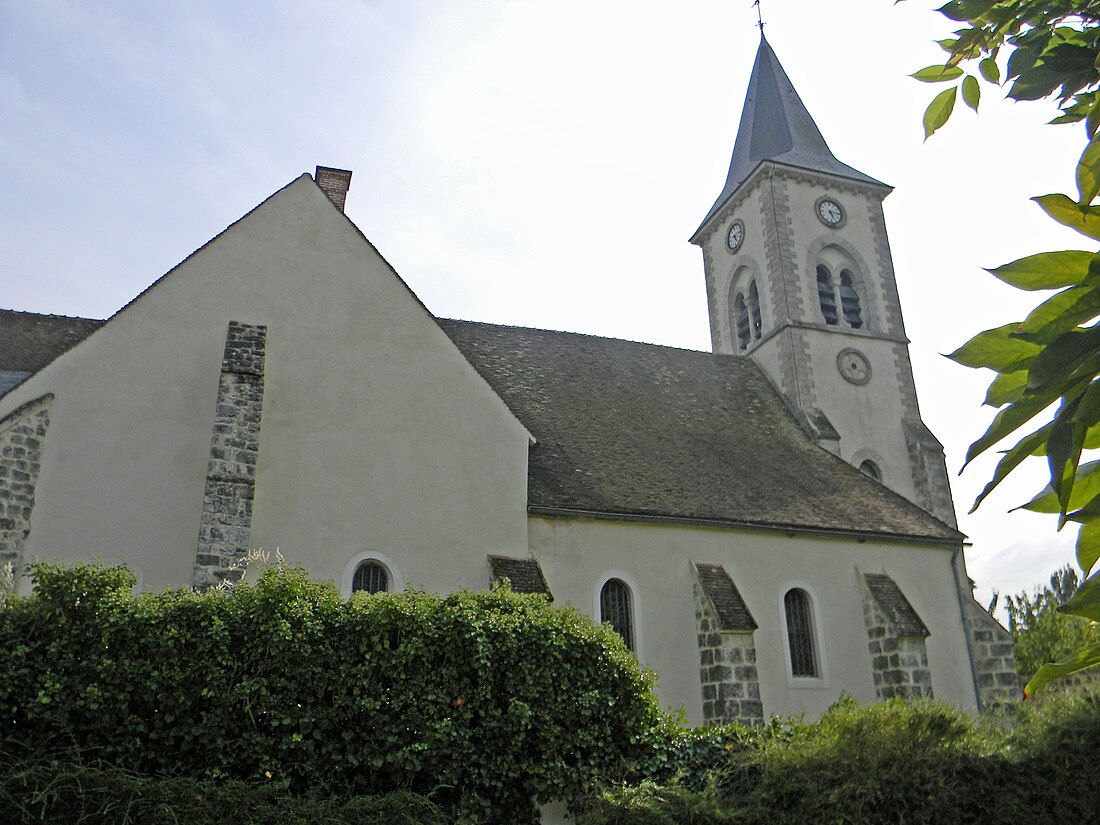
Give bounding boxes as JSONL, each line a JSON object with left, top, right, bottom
{"left": 839, "top": 269, "right": 863, "bottom": 328}
{"left": 734, "top": 293, "right": 750, "bottom": 350}
{"left": 784, "top": 588, "right": 819, "bottom": 678}
{"left": 748, "top": 280, "right": 762, "bottom": 340}
{"left": 600, "top": 578, "right": 635, "bottom": 652}
{"left": 352, "top": 560, "right": 389, "bottom": 594}
{"left": 816, "top": 265, "right": 838, "bottom": 326}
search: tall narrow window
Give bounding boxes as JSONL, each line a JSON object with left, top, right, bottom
{"left": 816, "top": 265, "right": 838, "bottom": 326}
{"left": 734, "top": 294, "right": 750, "bottom": 351}
{"left": 600, "top": 578, "right": 635, "bottom": 651}
{"left": 839, "top": 269, "right": 863, "bottom": 328}
{"left": 784, "top": 588, "right": 818, "bottom": 677}
{"left": 748, "top": 280, "right": 762, "bottom": 340}
{"left": 352, "top": 560, "right": 389, "bottom": 594}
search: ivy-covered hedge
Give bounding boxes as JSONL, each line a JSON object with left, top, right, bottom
{"left": 0, "top": 563, "right": 672, "bottom": 823}
{"left": 578, "top": 692, "right": 1100, "bottom": 824}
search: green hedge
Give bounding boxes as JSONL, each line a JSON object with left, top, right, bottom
{"left": 578, "top": 692, "right": 1100, "bottom": 824}
{"left": 0, "top": 563, "right": 672, "bottom": 823}
{"left": 0, "top": 746, "right": 444, "bottom": 825}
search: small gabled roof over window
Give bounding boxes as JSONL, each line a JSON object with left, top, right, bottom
{"left": 863, "top": 573, "right": 930, "bottom": 638}
{"left": 488, "top": 555, "right": 552, "bottom": 599}
{"left": 694, "top": 562, "right": 757, "bottom": 631}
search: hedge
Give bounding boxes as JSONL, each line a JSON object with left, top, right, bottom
{"left": 0, "top": 562, "right": 672, "bottom": 823}
{"left": 577, "top": 691, "right": 1100, "bottom": 824}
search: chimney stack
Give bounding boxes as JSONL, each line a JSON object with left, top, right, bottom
{"left": 315, "top": 166, "right": 353, "bottom": 212}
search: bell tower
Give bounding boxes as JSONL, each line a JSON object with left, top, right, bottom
{"left": 691, "top": 36, "right": 956, "bottom": 527}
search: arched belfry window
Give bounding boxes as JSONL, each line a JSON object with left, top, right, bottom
{"left": 352, "top": 560, "right": 389, "bottom": 594}
{"left": 748, "top": 280, "right": 762, "bottom": 340}
{"left": 784, "top": 588, "right": 819, "bottom": 678}
{"left": 816, "top": 265, "right": 838, "bottom": 326}
{"left": 734, "top": 293, "right": 750, "bottom": 351}
{"left": 600, "top": 578, "right": 635, "bottom": 651}
{"left": 839, "top": 269, "right": 863, "bottom": 328}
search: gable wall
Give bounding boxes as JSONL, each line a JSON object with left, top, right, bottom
{"left": 0, "top": 176, "right": 531, "bottom": 591}
{"left": 528, "top": 515, "right": 976, "bottom": 722}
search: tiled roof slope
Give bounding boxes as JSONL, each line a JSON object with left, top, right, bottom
{"left": 488, "top": 555, "right": 552, "bottom": 598}
{"left": 440, "top": 319, "right": 961, "bottom": 543}
{"left": 694, "top": 563, "right": 757, "bottom": 631}
{"left": 0, "top": 309, "right": 102, "bottom": 373}
{"left": 863, "top": 573, "right": 931, "bottom": 637}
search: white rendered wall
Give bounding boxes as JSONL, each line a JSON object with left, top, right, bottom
{"left": 0, "top": 175, "right": 531, "bottom": 592}
{"left": 529, "top": 515, "right": 978, "bottom": 722}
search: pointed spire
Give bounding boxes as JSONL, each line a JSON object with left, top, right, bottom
{"left": 695, "top": 37, "right": 885, "bottom": 236}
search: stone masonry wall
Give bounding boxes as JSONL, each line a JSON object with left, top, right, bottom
{"left": 693, "top": 581, "right": 763, "bottom": 725}
{"left": 0, "top": 394, "right": 51, "bottom": 575}
{"left": 966, "top": 599, "right": 1019, "bottom": 710}
{"left": 861, "top": 589, "right": 933, "bottom": 700}
{"left": 193, "top": 322, "right": 266, "bottom": 590}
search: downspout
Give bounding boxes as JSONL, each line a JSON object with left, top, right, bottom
{"left": 950, "top": 544, "right": 984, "bottom": 713}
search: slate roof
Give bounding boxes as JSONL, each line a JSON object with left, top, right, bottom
{"left": 695, "top": 37, "right": 886, "bottom": 235}
{"left": 0, "top": 309, "right": 101, "bottom": 374}
{"left": 863, "top": 573, "right": 931, "bottom": 638}
{"left": 694, "top": 563, "right": 757, "bottom": 631}
{"left": 440, "top": 319, "right": 961, "bottom": 543}
{"left": 488, "top": 555, "right": 552, "bottom": 598}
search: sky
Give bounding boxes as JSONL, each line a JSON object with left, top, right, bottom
{"left": 0, "top": 0, "right": 1089, "bottom": 610}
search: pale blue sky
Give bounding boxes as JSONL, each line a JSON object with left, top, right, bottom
{"left": 0, "top": 0, "right": 1086, "bottom": 606}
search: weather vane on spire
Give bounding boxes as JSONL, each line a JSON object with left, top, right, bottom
{"left": 753, "top": 0, "right": 764, "bottom": 34}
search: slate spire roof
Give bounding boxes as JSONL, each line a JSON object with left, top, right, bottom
{"left": 695, "top": 36, "right": 885, "bottom": 235}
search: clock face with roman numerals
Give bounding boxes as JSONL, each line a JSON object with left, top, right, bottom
{"left": 817, "top": 197, "right": 844, "bottom": 227}
{"left": 726, "top": 219, "right": 745, "bottom": 252}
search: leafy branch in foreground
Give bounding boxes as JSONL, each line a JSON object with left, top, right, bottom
{"left": 905, "top": 0, "right": 1100, "bottom": 693}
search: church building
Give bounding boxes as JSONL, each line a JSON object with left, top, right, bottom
{"left": 0, "top": 37, "right": 1016, "bottom": 722}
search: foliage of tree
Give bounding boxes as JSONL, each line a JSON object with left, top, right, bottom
{"left": 1000, "top": 565, "right": 1100, "bottom": 678}
{"left": 0, "top": 562, "right": 673, "bottom": 824}
{"left": 906, "top": 0, "right": 1100, "bottom": 694}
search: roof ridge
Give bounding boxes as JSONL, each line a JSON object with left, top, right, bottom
{"left": 0, "top": 307, "right": 103, "bottom": 324}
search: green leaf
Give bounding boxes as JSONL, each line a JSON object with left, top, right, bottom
{"left": 1023, "top": 459, "right": 1100, "bottom": 513}
{"left": 923, "top": 86, "right": 957, "bottom": 139}
{"left": 964, "top": 391, "right": 1056, "bottom": 468}
{"left": 969, "top": 424, "right": 1049, "bottom": 512}
{"left": 979, "top": 57, "right": 1000, "bottom": 83}
{"left": 1079, "top": 134, "right": 1100, "bottom": 205}
{"left": 961, "top": 75, "right": 980, "bottom": 110}
{"left": 912, "top": 64, "right": 965, "bottom": 83}
{"left": 983, "top": 370, "right": 1028, "bottom": 407}
{"left": 1017, "top": 285, "right": 1100, "bottom": 345}
{"left": 1026, "top": 326, "right": 1100, "bottom": 390}
{"left": 947, "top": 323, "right": 1042, "bottom": 371}
{"left": 987, "top": 250, "right": 1096, "bottom": 291}
{"left": 1060, "top": 571, "right": 1100, "bottom": 620}
{"left": 1075, "top": 516, "right": 1100, "bottom": 577}
{"left": 1034, "top": 193, "right": 1100, "bottom": 241}
{"left": 1024, "top": 641, "right": 1100, "bottom": 696}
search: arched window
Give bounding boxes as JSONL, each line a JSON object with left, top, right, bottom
{"left": 784, "top": 588, "right": 818, "bottom": 678}
{"left": 748, "top": 280, "right": 762, "bottom": 340}
{"left": 859, "top": 459, "right": 882, "bottom": 482}
{"left": 600, "top": 578, "right": 635, "bottom": 651}
{"left": 816, "top": 265, "right": 838, "bottom": 326}
{"left": 734, "top": 293, "right": 750, "bottom": 351}
{"left": 352, "top": 560, "right": 389, "bottom": 594}
{"left": 839, "top": 269, "right": 863, "bottom": 328}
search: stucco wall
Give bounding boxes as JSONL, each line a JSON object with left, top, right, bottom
{"left": 0, "top": 175, "right": 531, "bottom": 592}
{"left": 528, "top": 515, "right": 977, "bottom": 722}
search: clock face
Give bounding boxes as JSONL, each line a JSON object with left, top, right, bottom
{"left": 817, "top": 198, "right": 844, "bottom": 227}
{"left": 726, "top": 219, "right": 745, "bottom": 252}
{"left": 837, "top": 348, "right": 871, "bottom": 385}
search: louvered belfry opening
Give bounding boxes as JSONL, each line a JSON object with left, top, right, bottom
{"left": 784, "top": 588, "right": 818, "bottom": 677}
{"left": 839, "top": 269, "right": 863, "bottom": 328}
{"left": 600, "top": 578, "right": 634, "bottom": 651}
{"left": 816, "top": 265, "right": 838, "bottom": 326}
{"left": 352, "top": 560, "right": 389, "bottom": 594}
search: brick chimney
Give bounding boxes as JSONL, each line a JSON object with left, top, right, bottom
{"left": 315, "top": 166, "right": 352, "bottom": 212}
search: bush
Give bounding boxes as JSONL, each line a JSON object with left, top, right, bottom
{"left": 578, "top": 692, "right": 1100, "bottom": 824}
{"left": 0, "top": 562, "right": 672, "bottom": 823}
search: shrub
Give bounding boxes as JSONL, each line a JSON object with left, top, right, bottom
{"left": 0, "top": 562, "right": 672, "bottom": 823}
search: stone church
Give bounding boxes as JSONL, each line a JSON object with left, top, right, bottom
{"left": 0, "top": 37, "right": 1016, "bottom": 723}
